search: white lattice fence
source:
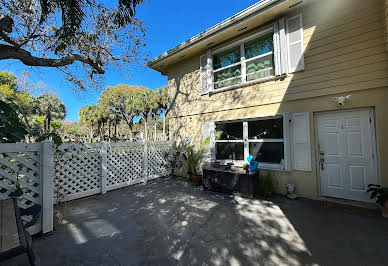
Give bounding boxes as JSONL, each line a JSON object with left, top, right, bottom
{"left": 54, "top": 141, "right": 171, "bottom": 202}
{"left": 106, "top": 142, "right": 145, "bottom": 191}
{"left": 146, "top": 141, "right": 171, "bottom": 179}
{"left": 0, "top": 142, "right": 54, "bottom": 234}
{"left": 55, "top": 143, "right": 102, "bottom": 202}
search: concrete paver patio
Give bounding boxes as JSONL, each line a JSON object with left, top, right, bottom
{"left": 6, "top": 177, "right": 388, "bottom": 265}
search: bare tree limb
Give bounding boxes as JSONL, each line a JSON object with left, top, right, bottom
{"left": 0, "top": 44, "right": 105, "bottom": 74}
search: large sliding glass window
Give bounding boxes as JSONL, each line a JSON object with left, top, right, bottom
{"left": 215, "top": 117, "right": 284, "bottom": 166}
{"left": 212, "top": 30, "right": 274, "bottom": 90}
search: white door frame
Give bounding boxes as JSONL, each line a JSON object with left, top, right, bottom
{"left": 314, "top": 107, "right": 380, "bottom": 201}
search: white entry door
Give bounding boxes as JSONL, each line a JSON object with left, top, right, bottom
{"left": 316, "top": 109, "right": 378, "bottom": 202}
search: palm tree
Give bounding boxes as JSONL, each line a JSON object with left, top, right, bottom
{"left": 34, "top": 94, "right": 66, "bottom": 133}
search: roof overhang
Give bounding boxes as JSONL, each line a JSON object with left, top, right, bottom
{"left": 147, "top": 0, "right": 304, "bottom": 72}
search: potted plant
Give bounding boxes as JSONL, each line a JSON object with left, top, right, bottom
{"left": 242, "top": 163, "right": 249, "bottom": 174}
{"left": 185, "top": 145, "right": 205, "bottom": 186}
{"left": 367, "top": 184, "right": 388, "bottom": 217}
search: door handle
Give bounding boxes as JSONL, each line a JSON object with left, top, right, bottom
{"left": 319, "top": 151, "right": 325, "bottom": 170}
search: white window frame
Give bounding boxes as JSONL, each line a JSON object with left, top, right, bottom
{"left": 214, "top": 115, "right": 284, "bottom": 170}
{"left": 211, "top": 27, "right": 275, "bottom": 92}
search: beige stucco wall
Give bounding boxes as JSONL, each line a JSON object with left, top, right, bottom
{"left": 164, "top": 0, "right": 388, "bottom": 199}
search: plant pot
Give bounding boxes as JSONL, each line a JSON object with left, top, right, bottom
{"left": 192, "top": 175, "right": 202, "bottom": 186}
{"left": 378, "top": 201, "right": 388, "bottom": 218}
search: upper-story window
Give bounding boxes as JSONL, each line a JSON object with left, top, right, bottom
{"left": 200, "top": 14, "right": 305, "bottom": 95}
{"left": 212, "top": 31, "right": 274, "bottom": 90}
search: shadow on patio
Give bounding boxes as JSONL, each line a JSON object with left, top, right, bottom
{"left": 6, "top": 177, "right": 388, "bottom": 266}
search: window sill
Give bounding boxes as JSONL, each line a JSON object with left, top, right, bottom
{"left": 215, "top": 160, "right": 285, "bottom": 171}
{"left": 209, "top": 75, "right": 281, "bottom": 95}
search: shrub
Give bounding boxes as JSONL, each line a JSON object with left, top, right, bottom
{"left": 255, "top": 171, "right": 278, "bottom": 197}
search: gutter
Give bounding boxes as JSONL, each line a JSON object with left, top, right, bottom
{"left": 147, "top": 0, "right": 285, "bottom": 68}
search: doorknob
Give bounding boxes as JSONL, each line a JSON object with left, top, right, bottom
{"left": 319, "top": 151, "right": 325, "bottom": 170}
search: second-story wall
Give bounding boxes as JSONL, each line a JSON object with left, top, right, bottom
{"left": 165, "top": 0, "right": 387, "bottom": 119}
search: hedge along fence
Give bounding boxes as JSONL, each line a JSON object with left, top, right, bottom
{"left": 0, "top": 140, "right": 172, "bottom": 234}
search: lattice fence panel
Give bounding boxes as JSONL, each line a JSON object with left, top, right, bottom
{"left": 0, "top": 144, "right": 42, "bottom": 231}
{"left": 107, "top": 142, "right": 145, "bottom": 191}
{"left": 146, "top": 141, "right": 171, "bottom": 179}
{"left": 55, "top": 143, "right": 102, "bottom": 202}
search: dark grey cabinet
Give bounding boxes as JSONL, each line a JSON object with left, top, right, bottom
{"left": 203, "top": 167, "right": 259, "bottom": 198}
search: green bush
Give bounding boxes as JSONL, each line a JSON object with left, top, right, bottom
{"left": 255, "top": 171, "right": 278, "bottom": 197}
{"left": 36, "top": 132, "right": 63, "bottom": 146}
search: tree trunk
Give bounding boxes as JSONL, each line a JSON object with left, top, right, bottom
{"left": 97, "top": 121, "right": 101, "bottom": 142}
{"left": 154, "top": 121, "right": 157, "bottom": 141}
{"left": 43, "top": 114, "right": 47, "bottom": 133}
{"left": 90, "top": 125, "right": 93, "bottom": 142}
{"left": 114, "top": 122, "right": 117, "bottom": 139}
{"left": 162, "top": 109, "right": 166, "bottom": 140}
{"left": 144, "top": 114, "right": 148, "bottom": 141}
{"left": 47, "top": 114, "right": 51, "bottom": 133}
{"left": 108, "top": 121, "right": 111, "bottom": 141}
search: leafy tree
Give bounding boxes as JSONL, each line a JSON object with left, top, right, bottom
{"left": 0, "top": 71, "right": 41, "bottom": 139}
{"left": 0, "top": 100, "right": 27, "bottom": 142}
{"left": 34, "top": 94, "right": 66, "bottom": 133}
{"left": 99, "top": 84, "right": 144, "bottom": 141}
{"left": 153, "top": 86, "right": 168, "bottom": 139}
{"left": 79, "top": 105, "right": 99, "bottom": 142}
{"left": 133, "top": 87, "right": 159, "bottom": 141}
{"left": 0, "top": 0, "right": 146, "bottom": 90}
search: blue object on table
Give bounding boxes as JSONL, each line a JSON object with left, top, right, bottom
{"left": 247, "top": 155, "right": 258, "bottom": 171}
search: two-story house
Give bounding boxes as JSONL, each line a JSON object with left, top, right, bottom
{"left": 147, "top": 0, "right": 388, "bottom": 202}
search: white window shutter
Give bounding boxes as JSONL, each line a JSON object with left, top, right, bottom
{"left": 200, "top": 54, "right": 209, "bottom": 95}
{"left": 286, "top": 14, "right": 304, "bottom": 73}
{"left": 273, "top": 21, "right": 282, "bottom": 76}
{"left": 200, "top": 52, "right": 213, "bottom": 95}
{"left": 282, "top": 113, "right": 291, "bottom": 170}
{"left": 290, "top": 112, "right": 311, "bottom": 171}
{"left": 202, "top": 121, "right": 215, "bottom": 162}
{"left": 278, "top": 17, "right": 289, "bottom": 75}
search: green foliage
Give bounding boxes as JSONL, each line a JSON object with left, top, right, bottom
{"left": 184, "top": 145, "right": 206, "bottom": 176}
{"left": 367, "top": 184, "right": 388, "bottom": 205}
{"left": 255, "top": 171, "right": 278, "bottom": 197}
{"left": 0, "top": 101, "right": 27, "bottom": 142}
{"left": 243, "top": 163, "right": 249, "bottom": 171}
{"left": 132, "top": 87, "right": 158, "bottom": 119}
{"left": 39, "top": 0, "right": 144, "bottom": 52}
{"left": 99, "top": 84, "right": 144, "bottom": 130}
{"left": 200, "top": 138, "right": 210, "bottom": 147}
{"left": 79, "top": 105, "right": 100, "bottom": 126}
{"left": 36, "top": 132, "right": 63, "bottom": 147}
{"left": 0, "top": 71, "right": 17, "bottom": 98}
{"left": 9, "top": 183, "right": 24, "bottom": 198}
{"left": 34, "top": 94, "right": 66, "bottom": 133}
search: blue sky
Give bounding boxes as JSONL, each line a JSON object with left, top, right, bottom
{"left": 0, "top": 0, "right": 258, "bottom": 121}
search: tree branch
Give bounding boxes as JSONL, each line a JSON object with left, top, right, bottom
{"left": 0, "top": 44, "right": 105, "bottom": 74}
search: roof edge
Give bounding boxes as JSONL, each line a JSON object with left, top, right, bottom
{"left": 147, "top": 0, "right": 283, "bottom": 69}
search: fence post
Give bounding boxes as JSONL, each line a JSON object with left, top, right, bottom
{"left": 41, "top": 140, "right": 54, "bottom": 234}
{"left": 143, "top": 141, "right": 148, "bottom": 183}
{"left": 101, "top": 142, "right": 108, "bottom": 194}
